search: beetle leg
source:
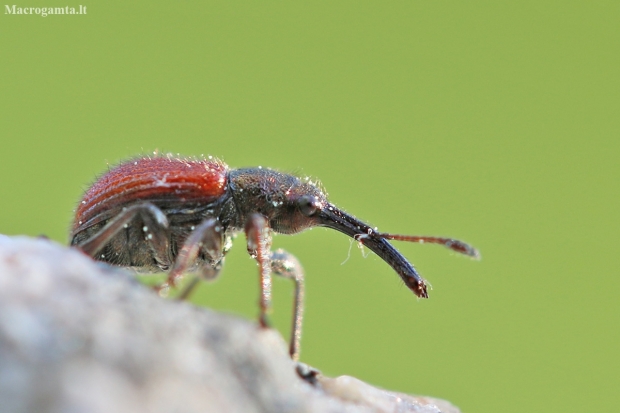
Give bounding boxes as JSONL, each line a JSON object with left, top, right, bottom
{"left": 155, "top": 218, "right": 222, "bottom": 296}
{"left": 175, "top": 260, "right": 224, "bottom": 301}
{"left": 269, "top": 249, "right": 305, "bottom": 361}
{"left": 175, "top": 277, "right": 200, "bottom": 301}
{"left": 76, "top": 203, "right": 172, "bottom": 268}
{"left": 245, "top": 213, "right": 273, "bottom": 329}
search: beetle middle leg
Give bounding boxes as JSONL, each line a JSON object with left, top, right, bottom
{"left": 155, "top": 218, "right": 223, "bottom": 295}
{"left": 175, "top": 260, "right": 224, "bottom": 301}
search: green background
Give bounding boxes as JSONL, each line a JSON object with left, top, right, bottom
{"left": 1, "top": 2, "right": 618, "bottom": 412}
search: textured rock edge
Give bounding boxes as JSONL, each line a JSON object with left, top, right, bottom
{"left": 0, "top": 235, "right": 460, "bottom": 413}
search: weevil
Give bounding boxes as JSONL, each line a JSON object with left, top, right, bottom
{"left": 71, "top": 155, "right": 479, "bottom": 360}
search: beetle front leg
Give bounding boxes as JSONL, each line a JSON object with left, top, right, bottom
{"left": 269, "top": 249, "right": 305, "bottom": 361}
{"left": 155, "top": 218, "right": 223, "bottom": 296}
{"left": 245, "top": 213, "right": 273, "bottom": 329}
{"left": 75, "top": 203, "right": 172, "bottom": 269}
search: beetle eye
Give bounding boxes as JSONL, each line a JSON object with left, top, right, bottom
{"left": 298, "top": 195, "right": 318, "bottom": 216}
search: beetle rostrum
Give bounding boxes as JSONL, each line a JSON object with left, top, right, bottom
{"left": 71, "top": 155, "right": 479, "bottom": 360}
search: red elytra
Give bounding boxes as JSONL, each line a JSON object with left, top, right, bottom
{"left": 74, "top": 157, "right": 228, "bottom": 233}
{"left": 71, "top": 155, "right": 479, "bottom": 361}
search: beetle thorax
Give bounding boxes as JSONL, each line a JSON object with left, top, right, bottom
{"left": 228, "top": 168, "right": 327, "bottom": 234}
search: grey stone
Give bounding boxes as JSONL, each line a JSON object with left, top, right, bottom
{"left": 0, "top": 235, "right": 460, "bottom": 413}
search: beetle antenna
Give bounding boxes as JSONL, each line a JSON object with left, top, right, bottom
{"left": 377, "top": 233, "right": 480, "bottom": 259}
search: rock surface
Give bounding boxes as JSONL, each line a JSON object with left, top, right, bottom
{"left": 0, "top": 235, "right": 461, "bottom": 413}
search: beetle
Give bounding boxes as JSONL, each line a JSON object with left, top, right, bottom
{"left": 71, "top": 154, "right": 479, "bottom": 360}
